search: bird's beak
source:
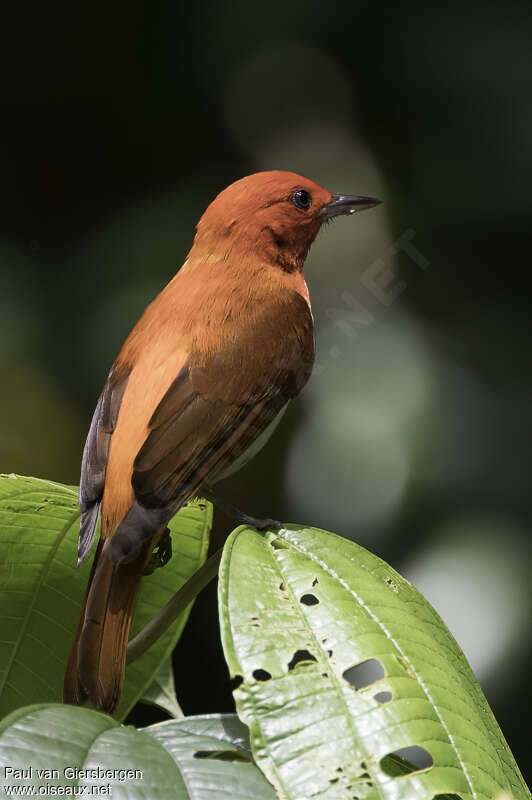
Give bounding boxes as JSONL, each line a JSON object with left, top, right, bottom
{"left": 320, "top": 194, "right": 381, "bottom": 220}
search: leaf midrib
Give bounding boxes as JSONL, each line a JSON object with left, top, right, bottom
{"left": 267, "top": 533, "right": 388, "bottom": 800}
{"left": 221, "top": 532, "right": 284, "bottom": 798}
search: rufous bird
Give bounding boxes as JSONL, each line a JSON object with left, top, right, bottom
{"left": 63, "top": 171, "right": 380, "bottom": 713}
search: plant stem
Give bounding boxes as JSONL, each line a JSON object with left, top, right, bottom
{"left": 126, "top": 548, "right": 222, "bottom": 663}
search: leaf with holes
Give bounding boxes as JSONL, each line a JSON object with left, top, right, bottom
{"left": 0, "top": 704, "right": 277, "bottom": 799}
{"left": 0, "top": 474, "right": 212, "bottom": 720}
{"left": 219, "top": 525, "right": 528, "bottom": 800}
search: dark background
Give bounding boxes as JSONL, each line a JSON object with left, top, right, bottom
{"left": 1, "top": 0, "right": 530, "bottom": 784}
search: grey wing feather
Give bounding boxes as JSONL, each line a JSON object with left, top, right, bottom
{"left": 78, "top": 366, "right": 130, "bottom": 565}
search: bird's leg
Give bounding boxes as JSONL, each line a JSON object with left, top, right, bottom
{"left": 144, "top": 527, "right": 173, "bottom": 575}
{"left": 201, "top": 489, "right": 281, "bottom": 532}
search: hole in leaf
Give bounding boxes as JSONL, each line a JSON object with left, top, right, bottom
{"left": 230, "top": 675, "right": 243, "bottom": 690}
{"left": 300, "top": 593, "right": 319, "bottom": 606}
{"left": 321, "top": 672, "right": 328, "bottom": 678}
{"left": 374, "top": 690, "right": 393, "bottom": 704}
{"left": 287, "top": 649, "right": 317, "bottom": 670}
{"left": 279, "top": 582, "right": 285, "bottom": 591}
{"left": 194, "top": 750, "right": 251, "bottom": 762}
{"left": 380, "top": 746, "right": 433, "bottom": 776}
{"left": 270, "top": 538, "right": 289, "bottom": 550}
{"left": 336, "top": 767, "right": 343, "bottom": 773}
{"left": 252, "top": 669, "right": 271, "bottom": 682}
{"left": 329, "top": 777, "right": 339, "bottom": 784}
{"left": 432, "top": 795, "right": 464, "bottom": 800}
{"left": 327, "top": 649, "right": 333, "bottom": 657}
{"left": 312, "top": 577, "right": 319, "bottom": 586}
{"left": 343, "top": 658, "right": 385, "bottom": 689}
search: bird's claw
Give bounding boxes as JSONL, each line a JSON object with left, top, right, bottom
{"left": 201, "top": 489, "right": 282, "bottom": 532}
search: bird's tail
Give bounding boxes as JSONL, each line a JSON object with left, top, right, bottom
{"left": 63, "top": 538, "right": 151, "bottom": 714}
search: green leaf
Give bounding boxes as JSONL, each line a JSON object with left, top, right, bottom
{"left": 145, "top": 713, "right": 278, "bottom": 799}
{"left": 0, "top": 474, "right": 212, "bottom": 720}
{"left": 0, "top": 704, "right": 277, "bottom": 799}
{"left": 219, "top": 525, "right": 529, "bottom": 800}
{"left": 141, "top": 657, "right": 183, "bottom": 718}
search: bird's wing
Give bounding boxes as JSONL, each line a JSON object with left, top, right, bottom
{"left": 110, "top": 291, "right": 314, "bottom": 563}
{"left": 77, "top": 365, "right": 130, "bottom": 563}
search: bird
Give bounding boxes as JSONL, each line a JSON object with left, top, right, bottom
{"left": 63, "top": 170, "right": 380, "bottom": 713}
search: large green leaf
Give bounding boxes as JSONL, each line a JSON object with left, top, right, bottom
{"left": 219, "top": 525, "right": 529, "bottom": 800}
{"left": 0, "top": 704, "right": 277, "bottom": 799}
{"left": 0, "top": 474, "right": 212, "bottom": 720}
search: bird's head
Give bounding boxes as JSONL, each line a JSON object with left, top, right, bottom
{"left": 193, "top": 171, "right": 380, "bottom": 273}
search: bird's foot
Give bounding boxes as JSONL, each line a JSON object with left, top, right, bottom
{"left": 202, "top": 490, "right": 281, "bottom": 532}
{"left": 144, "top": 527, "right": 173, "bottom": 575}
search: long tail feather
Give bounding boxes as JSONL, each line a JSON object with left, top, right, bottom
{"left": 63, "top": 539, "right": 150, "bottom": 713}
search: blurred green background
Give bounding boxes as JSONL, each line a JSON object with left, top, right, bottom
{"left": 1, "top": 0, "right": 530, "bottom": 781}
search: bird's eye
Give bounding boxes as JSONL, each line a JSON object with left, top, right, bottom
{"left": 291, "top": 189, "right": 312, "bottom": 210}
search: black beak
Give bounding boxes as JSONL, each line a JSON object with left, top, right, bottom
{"left": 320, "top": 193, "right": 381, "bottom": 220}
